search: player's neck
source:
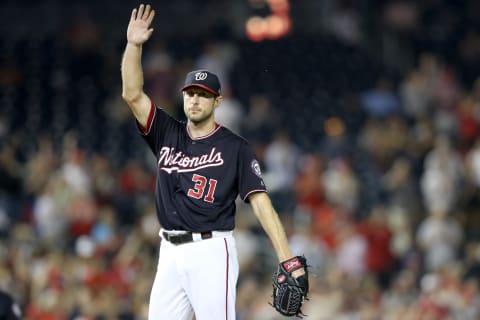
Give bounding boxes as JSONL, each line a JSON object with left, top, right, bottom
{"left": 187, "top": 119, "right": 217, "bottom": 139}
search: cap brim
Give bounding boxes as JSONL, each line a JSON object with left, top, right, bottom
{"left": 181, "top": 84, "right": 219, "bottom": 96}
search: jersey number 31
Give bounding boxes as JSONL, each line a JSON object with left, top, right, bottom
{"left": 187, "top": 174, "right": 218, "bottom": 203}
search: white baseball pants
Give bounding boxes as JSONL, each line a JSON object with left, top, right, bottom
{"left": 148, "top": 230, "right": 239, "bottom": 320}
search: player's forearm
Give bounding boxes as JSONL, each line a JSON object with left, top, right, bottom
{"left": 121, "top": 43, "right": 151, "bottom": 126}
{"left": 263, "top": 211, "right": 293, "bottom": 262}
{"left": 250, "top": 195, "right": 293, "bottom": 261}
{"left": 121, "top": 43, "right": 145, "bottom": 103}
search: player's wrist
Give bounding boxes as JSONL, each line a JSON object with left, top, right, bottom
{"left": 126, "top": 41, "right": 142, "bottom": 48}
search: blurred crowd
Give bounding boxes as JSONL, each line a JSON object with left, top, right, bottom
{"left": 2, "top": 0, "right": 480, "bottom": 319}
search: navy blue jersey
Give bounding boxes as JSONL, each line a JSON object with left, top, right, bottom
{"left": 137, "top": 104, "right": 267, "bottom": 232}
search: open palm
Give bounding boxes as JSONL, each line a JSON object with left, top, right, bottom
{"left": 127, "top": 4, "right": 155, "bottom": 45}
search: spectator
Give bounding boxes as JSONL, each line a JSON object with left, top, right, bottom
{"left": 383, "top": 156, "right": 422, "bottom": 217}
{"left": 194, "top": 40, "right": 238, "bottom": 91}
{"left": 322, "top": 157, "right": 359, "bottom": 213}
{"left": 143, "top": 43, "right": 175, "bottom": 111}
{"left": 421, "top": 134, "right": 464, "bottom": 213}
{"left": 382, "top": 270, "right": 418, "bottom": 311}
{"left": 294, "top": 154, "right": 325, "bottom": 213}
{"left": 334, "top": 221, "right": 367, "bottom": 279}
{"left": 357, "top": 206, "right": 395, "bottom": 289}
{"left": 416, "top": 209, "right": 463, "bottom": 272}
{"left": 241, "top": 94, "right": 278, "bottom": 146}
{"left": 360, "top": 76, "right": 401, "bottom": 118}
{"left": 264, "top": 130, "right": 301, "bottom": 188}
{"left": 214, "top": 86, "right": 244, "bottom": 134}
{"left": 400, "top": 69, "right": 432, "bottom": 120}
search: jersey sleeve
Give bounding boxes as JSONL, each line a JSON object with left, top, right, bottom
{"left": 238, "top": 141, "right": 267, "bottom": 202}
{"left": 136, "top": 103, "right": 175, "bottom": 157}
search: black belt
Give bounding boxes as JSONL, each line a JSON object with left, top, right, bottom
{"left": 162, "top": 231, "right": 213, "bottom": 245}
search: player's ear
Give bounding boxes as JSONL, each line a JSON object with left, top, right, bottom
{"left": 214, "top": 95, "right": 223, "bottom": 107}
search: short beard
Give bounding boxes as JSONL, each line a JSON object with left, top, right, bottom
{"left": 187, "top": 108, "right": 214, "bottom": 125}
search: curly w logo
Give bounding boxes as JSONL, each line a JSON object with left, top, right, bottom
{"left": 195, "top": 72, "right": 208, "bottom": 80}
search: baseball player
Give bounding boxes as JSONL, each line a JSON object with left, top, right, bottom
{"left": 121, "top": 4, "right": 307, "bottom": 319}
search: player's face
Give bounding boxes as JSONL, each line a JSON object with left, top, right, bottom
{"left": 183, "top": 88, "right": 219, "bottom": 124}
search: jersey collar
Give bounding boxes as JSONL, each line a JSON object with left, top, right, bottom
{"left": 186, "top": 123, "right": 222, "bottom": 140}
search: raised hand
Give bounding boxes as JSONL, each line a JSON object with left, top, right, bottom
{"left": 127, "top": 4, "right": 155, "bottom": 45}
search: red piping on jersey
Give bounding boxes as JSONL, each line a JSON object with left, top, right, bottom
{"left": 224, "top": 238, "right": 229, "bottom": 320}
{"left": 243, "top": 189, "right": 267, "bottom": 201}
{"left": 139, "top": 103, "right": 156, "bottom": 135}
{"left": 186, "top": 122, "right": 221, "bottom": 140}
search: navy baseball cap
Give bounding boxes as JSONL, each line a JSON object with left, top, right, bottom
{"left": 182, "top": 70, "right": 221, "bottom": 96}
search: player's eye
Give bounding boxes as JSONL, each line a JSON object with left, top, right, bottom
{"left": 185, "top": 90, "right": 213, "bottom": 99}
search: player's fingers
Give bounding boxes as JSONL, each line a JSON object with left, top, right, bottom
{"left": 137, "top": 4, "right": 145, "bottom": 20}
{"left": 146, "top": 28, "right": 154, "bottom": 39}
{"left": 143, "top": 4, "right": 151, "bottom": 20}
{"left": 146, "top": 9, "right": 155, "bottom": 25}
{"left": 130, "top": 8, "right": 137, "bottom": 22}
